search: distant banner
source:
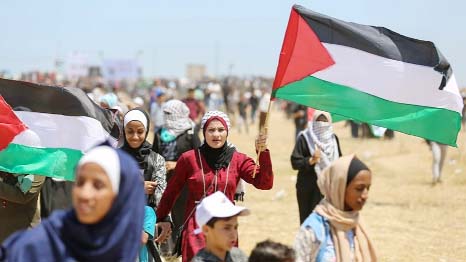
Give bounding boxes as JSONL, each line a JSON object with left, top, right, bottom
{"left": 66, "top": 52, "right": 90, "bottom": 80}
{"left": 101, "top": 59, "right": 140, "bottom": 82}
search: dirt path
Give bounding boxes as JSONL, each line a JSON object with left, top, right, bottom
{"left": 229, "top": 107, "right": 466, "bottom": 261}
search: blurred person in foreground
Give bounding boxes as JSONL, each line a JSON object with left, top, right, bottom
{"left": 191, "top": 191, "right": 249, "bottom": 262}
{"left": 155, "top": 111, "right": 274, "bottom": 262}
{"left": 0, "top": 145, "right": 145, "bottom": 261}
{"left": 294, "top": 155, "right": 376, "bottom": 262}
{"left": 248, "top": 240, "right": 295, "bottom": 262}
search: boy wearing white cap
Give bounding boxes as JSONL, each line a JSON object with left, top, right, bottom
{"left": 192, "top": 191, "right": 249, "bottom": 262}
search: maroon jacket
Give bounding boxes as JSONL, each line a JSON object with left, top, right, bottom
{"left": 157, "top": 149, "right": 274, "bottom": 262}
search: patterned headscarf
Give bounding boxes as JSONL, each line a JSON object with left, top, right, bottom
{"left": 201, "top": 111, "right": 231, "bottom": 133}
{"left": 162, "top": 99, "right": 194, "bottom": 139}
{"left": 199, "top": 111, "right": 236, "bottom": 170}
{"left": 309, "top": 111, "right": 335, "bottom": 155}
{"left": 302, "top": 110, "right": 339, "bottom": 174}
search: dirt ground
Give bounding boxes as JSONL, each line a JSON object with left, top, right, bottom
{"left": 228, "top": 105, "right": 466, "bottom": 261}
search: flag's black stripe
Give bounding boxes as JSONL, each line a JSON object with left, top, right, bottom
{"left": 0, "top": 78, "right": 117, "bottom": 135}
{"left": 293, "top": 5, "right": 451, "bottom": 75}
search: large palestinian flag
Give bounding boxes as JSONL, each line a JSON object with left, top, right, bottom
{"left": 0, "top": 78, "right": 119, "bottom": 180}
{"left": 272, "top": 5, "right": 463, "bottom": 146}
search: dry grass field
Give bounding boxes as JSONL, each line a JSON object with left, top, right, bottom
{"left": 228, "top": 105, "right": 466, "bottom": 261}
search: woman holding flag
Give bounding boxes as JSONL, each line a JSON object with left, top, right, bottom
{"left": 154, "top": 110, "right": 273, "bottom": 262}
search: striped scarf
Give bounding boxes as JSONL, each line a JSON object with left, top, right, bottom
{"left": 162, "top": 100, "right": 194, "bottom": 140}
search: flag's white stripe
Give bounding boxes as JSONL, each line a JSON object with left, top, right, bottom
{"left": 312, "top": 43, "right": 463, "bottom": 114}
{"left": 12, "top": 111, "right": 116, "bottom": 152}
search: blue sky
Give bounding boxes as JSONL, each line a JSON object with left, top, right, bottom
{"left": 1, "top": 0, "right": 465, "bottom": 85}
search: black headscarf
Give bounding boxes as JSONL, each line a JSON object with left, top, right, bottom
{"left": 120, "top": 108, "right": 152, "bottom": 170}
{"left": 346, "top": 156, "right": 370, "bottom": 186}
{"left": 199, "top": 142, "right": 236, "bottom": 171}
{"left": 199, "top": 111, "right": 236, "bottom": 170}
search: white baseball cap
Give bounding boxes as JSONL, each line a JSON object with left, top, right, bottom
{"left": 194, "top": 191, "right": 250, "bottom": 234}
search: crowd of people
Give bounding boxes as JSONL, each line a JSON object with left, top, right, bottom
{"left": 0, "top": 74, "right": 285, "bottom": 262}
{"left": 2, "top": 70, "right": 459, "bottom": 261}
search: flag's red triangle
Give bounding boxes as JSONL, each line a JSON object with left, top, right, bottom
{"left": 0, "top": 95, "right": 27, "bottom": 150}
{"left": 272, "top": 7, "right": 335, "bottom": 90}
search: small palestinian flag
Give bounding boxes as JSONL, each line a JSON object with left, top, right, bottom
{"left": 0, "top": 78, "right": 119, "bottom": 180}
{"left": 273, "top": 5, "right": 463, "bottom": 146}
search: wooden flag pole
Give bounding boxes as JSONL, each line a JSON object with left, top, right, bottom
{"left": 252, "top": 99, "right": 273, "bottom": 178}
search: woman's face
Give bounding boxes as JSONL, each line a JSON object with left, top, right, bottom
{"left": 204, "top": 120, "right": 227, "bottom": 149}
{"left": 73, "top": 163, "right": 116, "bottom": 224}
{"left": 344, "top": 170, "right": 372, "bottom": 211}
{"left": 124, "top": 120, "right": 146, "bottom": 148}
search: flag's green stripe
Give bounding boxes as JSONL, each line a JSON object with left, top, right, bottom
{"left": 0, "top": 143, "right": 82, "bottom": 181}
{"left": 273, "top": 76, "right": 461, "bottom": 146}
{"left": 330, "top": 113, "right": 348, "bottom": 123}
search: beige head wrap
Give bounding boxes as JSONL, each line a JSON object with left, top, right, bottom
{"left": 315, "top": 154, "right": 377, "bottom": 262}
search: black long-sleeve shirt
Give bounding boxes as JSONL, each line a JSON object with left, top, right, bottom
{"left": 290, "top": 134, "right": 342, "bottom": 188}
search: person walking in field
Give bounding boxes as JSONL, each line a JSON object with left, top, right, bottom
{"left": 291, "top": 111, "right": 342, "bottom": 225}
{"left": 121, "top": 108, "right": 167, "bottom": 209}
{"left": 155, "top": 111, "right": 273, "bottom": 262}
{"left": 152, "top": 99, "right": 201, "bottom": 257}
{"left": 427, "top": 140, "right": 448, "bottom": 185}
{"left": 294, "top": 155, "right": 376, "bottom": 262}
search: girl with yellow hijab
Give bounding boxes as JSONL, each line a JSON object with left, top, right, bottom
{"left": 294, "top": 155, "right": 377, "bottom": 262}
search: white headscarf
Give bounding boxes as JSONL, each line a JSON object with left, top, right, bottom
{"left": 78, "top": 146, "right": 121, "bottom": 193}
{"left": 124, "top": 110, "right": 148, "bottom": 131}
